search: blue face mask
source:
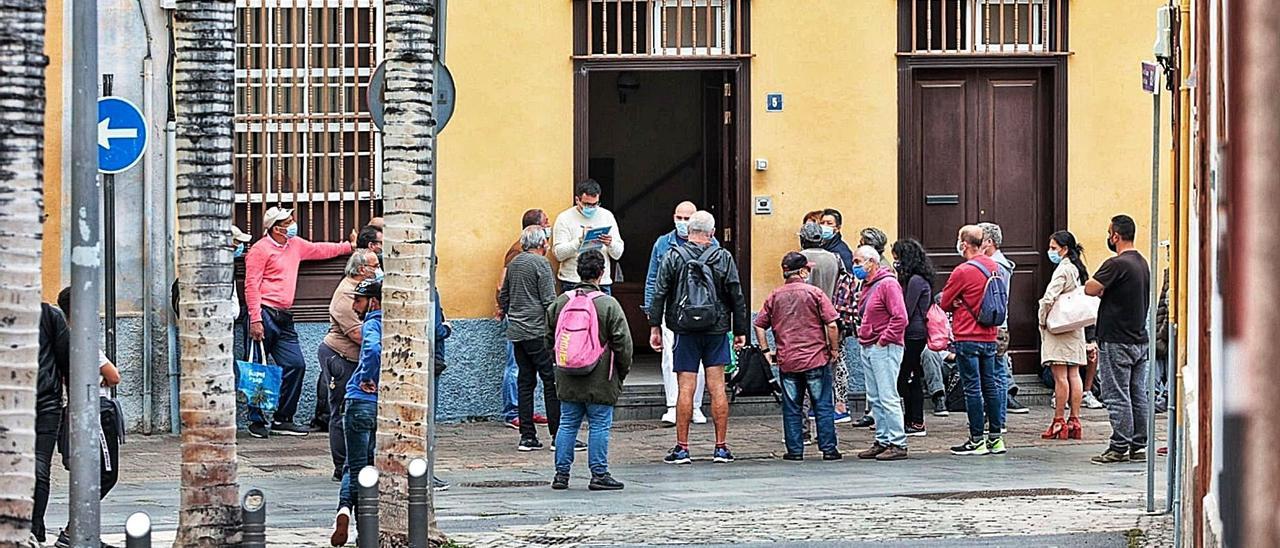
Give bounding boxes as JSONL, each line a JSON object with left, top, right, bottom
{"left": 1047, "top": 250, "right": 1063, "bottom": 264}
{"left": 542, "top": 227, "right": 552, "bottom": 240}
{"left": 285, "top": 224, "right": 298, "bottom": 239}
{"left": 581, "top": 205, "right": 599, "bottom": 218}
{"left": 675, "top": 220, "right": 690, "bottom": 238}
{"left": 852, "top": 265, "right": 868, "bottom": 280}
{"left": 820, "top": 225, "right": 835, "bottom": 240}
{"left": 233, "top": 243, "right": 245, "bottom": 258}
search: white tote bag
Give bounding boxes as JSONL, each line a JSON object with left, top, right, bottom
{"left": 1046, "top": 287, "right": 1100, "bottom": 334}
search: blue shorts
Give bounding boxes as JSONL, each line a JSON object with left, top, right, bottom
{"left": 672, "top": 333, "right": 732, "bottom": 373}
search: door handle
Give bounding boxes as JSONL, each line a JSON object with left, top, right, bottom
{"left": 925, "top": 194, "right": 960, "bottom": 205}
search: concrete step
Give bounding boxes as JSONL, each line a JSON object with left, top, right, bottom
{"left": 614, "top": 381, "right": 782, "bottom": 422}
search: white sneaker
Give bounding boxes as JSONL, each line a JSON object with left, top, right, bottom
{"left": 330, "top": 506, "right": 351, "bottom": 547}
{"left": 692, "top": 409, "right": 708, "bottom": 424}
{"left": 1083, "top": 392, "right": 1106, "bottom": 409}
{"left": 661, "top": 407, "right": 676, "bottom": 425}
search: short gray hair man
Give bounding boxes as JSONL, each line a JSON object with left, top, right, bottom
{"left": 978, "top": 222, "right": 1003, "bottom": 248}
{"left": 520, "top": 225, "right": 548, "bottom": 251}
{"left": 688, "top": 210, "right": 716, "bottom": 236}
{"left": 853, "top": 245, "right": 881, "bottom": 265}
{"left": 344, "top": 250, "right": 376, "bottom": 279}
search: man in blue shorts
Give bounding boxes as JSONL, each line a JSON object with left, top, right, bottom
{"left": 648, "top": 211, "right": 749, "bottom": 465}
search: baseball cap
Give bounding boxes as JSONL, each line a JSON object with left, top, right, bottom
{"left": 230, "top": 225, "right": 252, "bottom": 243}
{"left": 353, "top": 279, "right": 382, "bottom": 299}
{"left": 781, "top": 251, "right": 811, "bottom": 273}
{"left": 798, "top": 222, "right": 825, "bottom": 245}
{"left": 262, "top": 207, "right": 293, "bottom": 232}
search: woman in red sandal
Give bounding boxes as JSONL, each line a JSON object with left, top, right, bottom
{"left": 1038, "top": 231, "right": 1090, "bottom": 440}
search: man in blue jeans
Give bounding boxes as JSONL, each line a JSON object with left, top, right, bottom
{"left": 940, "top": 225, "right": 1007, "bottom": 456}
{"left": 330, "top": 278, "right": 382, "bottom": 547}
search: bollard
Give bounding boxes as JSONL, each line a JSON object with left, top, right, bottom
{"left": 356, "top": 466, "right": 379, "bottom": 548}
{"left": 124, "top": 512, "right": 151, "bottom": 548}
{"left": 241, "top": 489, "right": 267, "bottom": 548}
{"left": 408, "top": 458, "right": 429, "bottom": 548}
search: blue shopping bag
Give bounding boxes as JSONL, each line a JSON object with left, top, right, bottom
{"left": 236, "top": 342, "right": 282, "bottom": 416}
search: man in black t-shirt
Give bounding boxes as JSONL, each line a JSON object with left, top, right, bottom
{"left": 1084, "top": 214, "right": 1152, "bottom": 464}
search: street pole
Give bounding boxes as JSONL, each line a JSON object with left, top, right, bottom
{"left": 1145, "top": 73, "right": 1161, "bottom": 516}
{"left": 69, "top": 0, "right": 103, "bottom": 540}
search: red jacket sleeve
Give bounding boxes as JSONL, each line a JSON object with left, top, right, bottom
{"left": 244, "top": 245, "right": 266, "bottom": 323}
{"left": 939, "top": 265, "right": 970, "bottom": 314}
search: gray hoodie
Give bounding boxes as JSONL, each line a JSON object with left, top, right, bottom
{"left": 992, "top": 250, "right": 1016, "bottom": 329}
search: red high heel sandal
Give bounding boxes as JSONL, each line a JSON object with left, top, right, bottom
{"left": 1066, "top": 417, "right": 1083, "bottom": 440}
{"left": 1041, "top": 417, "right": 1068, "bottom": 440}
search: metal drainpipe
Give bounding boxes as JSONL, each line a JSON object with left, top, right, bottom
{"left": 141, "top": 56, "right": 155, "bottom": 435}
{"left": 166, "top": 121, "right": 180, "bottom": 433}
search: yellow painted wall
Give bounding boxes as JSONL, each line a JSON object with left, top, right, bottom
{"left": 1068, "top": 0, "right": 1174, "bottom": 272}
{"left": 748, "top": 0, "right": 899, "bottom": 307}
{"left": 437, "top": 1, "right": 575, "bottom": 317}
{"left": 41, "top": 0, "right": 63, "bottom": 302}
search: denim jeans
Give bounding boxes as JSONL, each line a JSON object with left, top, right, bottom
{"left": 248, "top": 307, "right": 307, "bottom": 425}
{"left": 954, "top": 341, "right": 1005, "bottom": 439}
{"left": 1099, "top": 342, "right": 1150, "bottom": 452}
{"left": 502, "top": 341, "right": 519, "bottom": 421}
{"left": 338, "top": 398, "right": 377, "bottom": 511}
{"left": 782, "top": 365, "right": 837, "bottom": 456}
{"left": 555, "top": 401, "right": 613, "bottom": 476}
{"left": 920, "top": 347, "right": 947, "bottom": 397}
{"left": 862, "top": 344, "right": 907, "bottom": 448}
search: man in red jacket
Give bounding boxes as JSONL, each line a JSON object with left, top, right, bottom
{"left": 853, "top": 246, "right": 910, "bottom": 461}
{"left": 940, "top": 225, "right": 1007, "bottom": 456}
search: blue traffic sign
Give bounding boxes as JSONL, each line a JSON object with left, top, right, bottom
{"left": 766, "top": 93, "right": 784, "bottom": 112}
{"left": 98, "top": 97, "right": 148, "bottom": 174}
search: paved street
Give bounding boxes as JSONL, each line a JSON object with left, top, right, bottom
{"left": 47, "top": 404, "right": 1172, "bottom": 547}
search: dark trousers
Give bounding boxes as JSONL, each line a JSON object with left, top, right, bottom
{"left": 898, "top": 338, "right": 927, "bottom": 426}
{"left": 248, "top": 306, "right": 307, "bottom": 425}
{"left": 513, "top": 338, "right": 560, "bottom": 441}
{"left": 319, "top": 342, "right": 358, "bottom": 474}
{"left": 32, "top": 411, "right": 61, "bottom": 542}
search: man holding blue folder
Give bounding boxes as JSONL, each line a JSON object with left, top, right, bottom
{"left": 553, "top": 179, "right": 625, "bottom": 295}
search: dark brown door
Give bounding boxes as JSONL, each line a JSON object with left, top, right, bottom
{"left": 902, "top": 67, "right": 1056, "bottom": 372}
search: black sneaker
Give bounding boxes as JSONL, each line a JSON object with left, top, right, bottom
{"left": 852, "top": 415, "right": 875, "bottom": 428}
{"left": 554, "top": 440, "right": 588, "bottom": 452}
{"left": 822, "top": 450, "right": 843, "bottom": 461}
{"left": 518, "top": 438, "right": 544, "bottom": 452}
{"left": 663, "top": 445, "right": 692, "bottom": 465}
{"left": 782, "top": 453, "right": 804, "bottom": 461}
{"left": 1129, "top": 448, "right": 1148, "bottom": 462}
{"left": 588, "top": 473, "right": 625, "bottom": 491}
{"left": 332, "top": 468, "right": 343, "bottom": 482}
{"left": 950, "top": 438, "right": 990, "bottom": 456}
{"left": 271, "top": 421, "right": 310, "bottom": 436}
{"left": 1092, "top": 448, "right": 1130, "bottom": 465}
{"left": 248, "top": 422, "right": 270, "bottom": 439}
{"left": 932, "top": 395, "right": 950, "bottom": 416}
{"left": 432, "top": 475, "right": 450, "bottom": 492}
{"left": 905, "top": 423, "right": 927, "bottom": 437}
{"left": 1007, "top": 396, "right": 1030, "bottom": 414}
{"left": 54, "top": 531, "right": 116, "bottom": 548}
{"left": 551, "top": 473, "right": 569, "bottom": 490}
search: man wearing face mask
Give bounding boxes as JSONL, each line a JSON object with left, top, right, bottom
{"left": 852, "top": 246, "right": 910, "bottom": 461}
{"left": 818, "top": 209, "right": 855, "bottom": 272}
{"left": 329, "top": 278, "right": 383, "bottom": 547}
{"left": 798, "top": 222, "right": 853, "bottom": 425}
{"left": 977, "top": 222, "right": 1027, "bottom": 416}
{"left": 315, "top": 250, "right": 379, "bottom": 476}
{"left": 645, "top": 201, "right": 714, "bottom": 426}
{"left": 553, "top": 179, "right": 625, "bottom": 294}
{"left": 244, "top": 206, "right": 356, "bottom": 439}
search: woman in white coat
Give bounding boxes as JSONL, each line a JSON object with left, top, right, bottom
{"left": 1038, "top": 230, "right": 1089, "bottom": 440}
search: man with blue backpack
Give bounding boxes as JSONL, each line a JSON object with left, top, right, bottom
{"left": 648, "top": 211, "right": 749, "bottom": 465}
{"left": 940, "top": 225, "right": 1009, "bottom": 456}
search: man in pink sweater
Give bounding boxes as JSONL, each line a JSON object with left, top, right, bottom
{"left": 853, "top": 245, "right": 910, "bottom": 461}
{"left": 244, "top": 206, "right": 355, "bottom": 438}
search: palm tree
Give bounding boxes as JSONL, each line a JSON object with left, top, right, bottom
{"left": 375, "top": 0, "right": 444, "bottom": 544}
{"left": 172, "top": 0, "right": 241, "bottom": 544}
{"left": 0, "top": 0, "right": 46, "bottom": 541}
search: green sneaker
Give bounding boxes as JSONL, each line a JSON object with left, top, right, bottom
{"left": 950, "top": 437, "right": 989, "bottom": 456}
{"left": 988, "top": 436, "right": 1007, "bottom": 454}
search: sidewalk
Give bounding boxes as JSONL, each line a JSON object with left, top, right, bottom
{"left": 48, "top": 403, "right": 1174, "bottom": 547}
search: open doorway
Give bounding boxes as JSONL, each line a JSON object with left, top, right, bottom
{"left": 586, "top": 69, "right": 736, "bottom": 368}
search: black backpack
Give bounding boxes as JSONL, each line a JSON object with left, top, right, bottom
{"left": 943, "top": 365, "right": 967, "bottom": 413}
{"left": 729, "top": 345, "right": 780, "bottom": 402}
{"left": 673, "top": 245, "right": 724, "bottom": 331}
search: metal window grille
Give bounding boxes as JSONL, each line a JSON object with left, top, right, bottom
{"left": 909, "top": 0, "right": 1066, "bottom": 55}
{"left": 234, "top": 0, "right": 384, "bottom": 241}
{"left": 584, "top": 0, "right": 746, "bottom": 58}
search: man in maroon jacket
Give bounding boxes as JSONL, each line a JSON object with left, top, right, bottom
{"left": 853, "top": 246, "right": 910, "bottom": 461}
{"left": 940, "top": 225, "right": 1007, "bottom": 456}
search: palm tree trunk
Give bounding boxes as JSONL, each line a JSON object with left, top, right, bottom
{"left": 172, "top": 0, "right": 241, "bottom": 544}
{"left": 0, "top": 0, "right": 46, "bottom": 541}
{"left": 377, "top": 0, "right": 444, "bottom": 545}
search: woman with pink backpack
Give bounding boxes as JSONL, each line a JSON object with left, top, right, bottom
{"left": 891, "top": 239, "right": 938, "bottom": 438}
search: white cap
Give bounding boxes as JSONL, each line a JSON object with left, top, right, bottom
{"left": 230, "top": 225, "right": 252, "bottom": 243}
{"left": 262, "top": 207, "right": 293, "bottom": 233}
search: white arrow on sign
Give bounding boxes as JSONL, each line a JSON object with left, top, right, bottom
{"left": 98, "top": 118, "right": 138, "bottom": 149}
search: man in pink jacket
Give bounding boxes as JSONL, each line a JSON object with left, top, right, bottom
{"left": 853, "top": 245, "right": 910, "bottom": 461}
{"left": 244, "top": 206, "right": 355, "bottom": 438}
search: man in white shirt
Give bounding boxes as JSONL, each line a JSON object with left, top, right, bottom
{"left": 553, "top": 179, "right": 625, "bottom": 294}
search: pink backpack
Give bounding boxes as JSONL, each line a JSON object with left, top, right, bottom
{"left": 554, "top": 290, "right": 607, "bottom": 375}
{"left": 926, "top": 303, "right": 953, "bottom": 352}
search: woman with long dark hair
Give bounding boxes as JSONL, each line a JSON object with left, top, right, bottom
{"left": 1037, "top": 230, "right": 1090, "bottom": 440}
{"left": 890, "top": 239, "right": 935, "bottom": 436}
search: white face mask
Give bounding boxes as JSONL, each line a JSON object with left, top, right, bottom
{"left": 956, "top": 241, "right": 966, "bottom": 257}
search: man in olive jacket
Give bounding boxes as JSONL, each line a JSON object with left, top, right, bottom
{"left": 546, "top": 250, "right": 633, "bottom": 491}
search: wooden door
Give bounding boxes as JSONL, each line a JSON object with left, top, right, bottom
{"left": 902, "top": 67, "right": 1056, "bottom": 372}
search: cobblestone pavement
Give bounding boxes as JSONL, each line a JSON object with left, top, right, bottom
{"left": 50, "top": 404, "right": 1175, "bottom": 547}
